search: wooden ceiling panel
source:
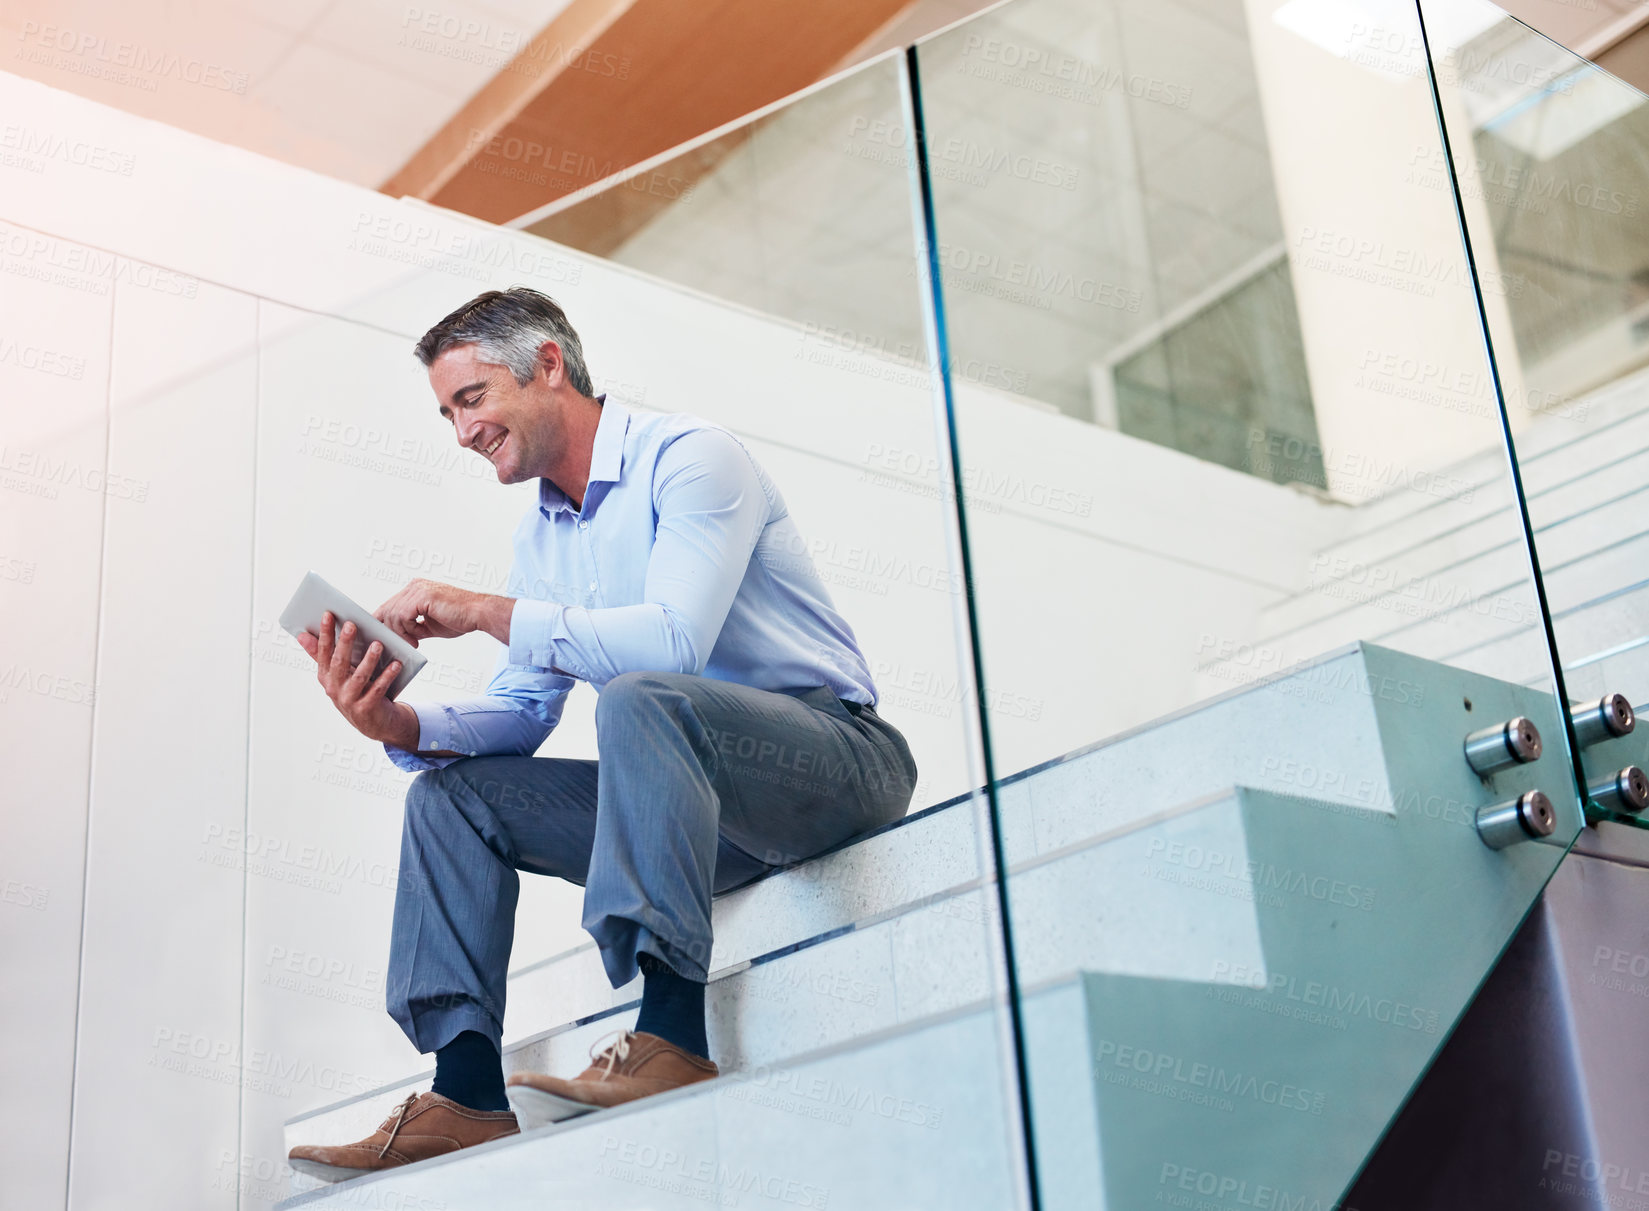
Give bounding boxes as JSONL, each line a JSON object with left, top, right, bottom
{"left": 386, "top": 0, "right": 914, "bottom": 224}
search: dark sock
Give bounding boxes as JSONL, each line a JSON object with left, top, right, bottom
{"left": 634, "top": 953, "right": 709, "bottom": 1059}
{"left": 431, "top": 1030, "right": 509, "bottom": 1111}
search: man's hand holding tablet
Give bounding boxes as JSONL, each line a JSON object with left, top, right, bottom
{"left": 293, "top": 612, "right": 422, "bottom": 750}
{"left": 284, "top": 571, "right": 518, "bottom": 756}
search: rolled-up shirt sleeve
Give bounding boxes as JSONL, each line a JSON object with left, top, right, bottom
{"left": 507, "top": 428, "right": 772, "bottom": 685}
{"left": 384, "top": 643, "right": 574, "bottom": 773}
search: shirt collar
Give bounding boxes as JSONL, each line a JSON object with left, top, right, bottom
{"left": 538, "top": 393, "right": 629, "bottom": 518}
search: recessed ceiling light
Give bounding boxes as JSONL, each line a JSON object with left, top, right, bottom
{"left": 1271, "top": 0, "right": 1503, "bottom": 83}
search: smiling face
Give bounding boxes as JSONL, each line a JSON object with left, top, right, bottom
{"left": 429, "top": 342, "right": 561, "bottom": 485}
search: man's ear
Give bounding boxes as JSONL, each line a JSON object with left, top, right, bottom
{"left": 537, "top": 338, "right": 564, "bottom": 386}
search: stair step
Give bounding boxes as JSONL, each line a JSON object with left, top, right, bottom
{"left": 491, "top": 642, "right": 1411, "bottom": 1039}
{"left": 1248, "top": 377, "right": 1649, "bottom": 668}
{"left": 1311, "top": 368, "right": 1649, "bottom": 560}
{"left": 282, "top": 645, "right": 1574, "bottom": 1180}
{"left": 1362, "top": 576, "right": 1649, "bottom": 698}
{"left": 1424, "top": 532, "right": 1649, "bottom": 675}
{"left": 1322, "top": 400, "right": 1649, "bottom": 577}
{"left": 277, "top": 765, "right": 1573, "bottom": 1210}
{"left": 493, "top": 643, "right": 1413, "bottom": 1043}
{"left": 280, "top": 790, "right": 1271, "bottom": 1164}
{"left": 497, "top": 790, "right": 1000, "bottom": 1042}
{"left": 1565, "top": 635, "right": 1649, "bottom": 706}
{"left": 1258, "top": 533, "right": 1527, "bottom": 657}
{"left": 1266, "top": 445, "right": 1649, "bottom": 641}
{"left": 279, "top": 995, "right": 1024, "bottom": 1210}
{"left": 1050, "top": 772, "right": 1563, "bottom": 1211}
{"left": 1211, "top": 517, "right": 1649, "bottom": 698}
{"left": 1264, "top": 461, "right": 1648, "bottom": 646}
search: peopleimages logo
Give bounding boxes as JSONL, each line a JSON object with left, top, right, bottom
{"left": 1541, "top": 1150, "right": 1649, "bottom": 1198}
{"left": 958, "top": 33, "right": 1194, "bottom": 110}
{"left": 1292, "top": 225, "right": 1525, "bottom": 299}
{"left": 297, "top": 413, "right": 492, "bottom": 487}
{"left": 0, "top": 445, "right": 151, "bottom": 503}
{"left": 400, "top": 7, "right": 631, "bottom": 80}
{"left": 0, "top": 555, "right": 36, "bottom": 584}
{"left": 1305, "top": 553, "right": 1536, "bottom": 628}
{"left": 2, "top": 876, "right": 49, "bottom": 911}
{"left": 1210, "top": 961, "right": 1441, "bottom": 1035}
{"left": 840, "top": 117, "right": 1082, "bottom": 190}
{"left": 723, "top": 1066, "right": 945, "bottom": 1129}
{"left": 0, "top": 336, "right": 87, "bottom": 379}
{"left": 196, "top": 823, "right": 426, "bottom": 896}
{"left": 596, "top": 1136, "right": 829, "bottom": 1208}
{"left": 1143, "top": 835, "right": 1377, "bottom": 911}
{"left": 14, "top": 22, "right": 251, "bottom": 94}
{"left": 860, "top": 441, "right": 1094, "bottom": 517}
{"left": 1092, "top": 1039, "right": 1327, "bottom": 1114}
{"left": 0, "top": 225, "right": 201, "bottom": 298}
{"left": 1245, "top": 426, "right": 1476, "bottom": 504}
{"left": 150, "top": 1028, "right": 381, "bottom": 1098}
{"left": 0, "top": 663, "right": 96, "bottom": 706}
{"left": 1408, "top": 144, "right": 1637, "bottom": 217}
{"left": 214, "top": 1150, "right": 450, "bottom": 1211}
{"left": 0, "top": 124, "right": 135, "bottom": 175}
{"left": 933, "top": 137, "right": 1080, "bottom": 190}
{"left": 347, "top": 209, "right": 584, "bottom": 284}
{"left": 1157, "top": 1163, "right": 1355, "bottom": 1210}
{"left": 928, "top": 239, "right": 1143, "bottom": 313}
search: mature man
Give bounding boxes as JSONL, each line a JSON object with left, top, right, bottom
{"left": 287, "top": 287, "right": 918, "bottom": 1181}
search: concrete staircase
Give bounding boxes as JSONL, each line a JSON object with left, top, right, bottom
{"left": 277, "top": 644, "right": 1580, "bottom": 1210}
{"left": 1201, "top": 367, "right": 1649, "bottom": 704}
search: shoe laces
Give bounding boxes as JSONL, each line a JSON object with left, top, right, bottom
{"left": 588, "top": 1030, "right": 634, "bottom": 1080}
{"left": 376, "top": 1092, "right": 420, "bottom": 1160}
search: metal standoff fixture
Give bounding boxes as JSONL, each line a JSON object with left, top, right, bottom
{"left": 1463, "top": 717, "right": 1542, "bottom": 776}
{"left": 1476, "top": 790, "right": 1557, "bottom": 850}
{"left": 1571, "top": 693, "right": 1635, "bottom": 748}
{"left": 1588, "top": 766, "right": 1649, "bottom": 815}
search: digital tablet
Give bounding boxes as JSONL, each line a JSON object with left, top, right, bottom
{"left": 278, "top": 571, "right": 428, "bottom": 700}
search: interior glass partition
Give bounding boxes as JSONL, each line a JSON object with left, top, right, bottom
{"left": 262, "top": 51, "right": 1029, "bottom": 1211}
{"left": 1420, "top": 0, "right": 1649, "bottom": 829}
{"left": 910, "top": 0, "right": 1586, "bottom": 1207}
{"left": 516, "top": 64, "right": 926, "bottom": 372}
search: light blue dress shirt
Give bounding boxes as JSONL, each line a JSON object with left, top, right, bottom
{"left": 386, "top": 397, "right": 878, "bottom": 772}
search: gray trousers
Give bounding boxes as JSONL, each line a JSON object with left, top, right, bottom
{"left": 386, "top": 670, "right": 919, "bottom": 1054}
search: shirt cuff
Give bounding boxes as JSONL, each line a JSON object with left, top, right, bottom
{"left": 382, "top": 699, "right": 463, "bottom": 773}
{"left": 509, "top": 597, "right": 577, "bottom": 675}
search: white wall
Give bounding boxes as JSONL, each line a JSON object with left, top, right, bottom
{"left": 0, "top": 66, "right": 1358, "bottom": 1209}
{"left": 1248, "top": 0, "right": 1535, "bottom": 495}
{"left": 0, "top": 216, "right": 109, "bottom": 1211}
{"left": 71, "top": 268, "right": 258, "bottom": 1210}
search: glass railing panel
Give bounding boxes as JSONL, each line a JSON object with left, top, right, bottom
{"left": 517, "top": 58, "right": 926, "bottom": 374}
{"left": 911, "top": 0, "right": 1585, "bottom": 1206}
{"left": 254, "top": 51, "right": 1028, "bottom": 1211}
{"left": 1421, "top": 0, "right": 1649, "bottom": 827}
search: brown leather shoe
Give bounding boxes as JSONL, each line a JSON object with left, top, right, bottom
{"left": 506, "top": 1030, "right": 718, "bottom": 1127}
{"left": 288, "top": 1090, "right": 518, "bottom": 1182}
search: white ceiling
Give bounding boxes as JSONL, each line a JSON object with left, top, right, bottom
{"left": 1, "top": 0, "right": 574, "bottom": 186}
{"left": 3, "top": 0, "right": 1640, "bottom": 196}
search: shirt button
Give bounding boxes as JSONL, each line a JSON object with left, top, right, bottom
{"left": 579, "top": 520, "right": 589, "bottom": 530}
{"left": 588, "top": 581, "right": 597, "bottom": 592}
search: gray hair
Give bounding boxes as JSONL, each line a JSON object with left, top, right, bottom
{"left": 414, "top": 287, "right": 594, "bottom": 397}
